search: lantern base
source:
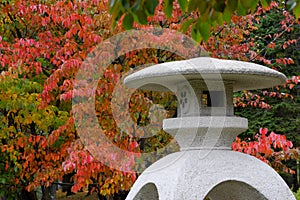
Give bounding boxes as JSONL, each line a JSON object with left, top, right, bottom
{"left": 125, "top": 150, "right": 295, "bottom": 200}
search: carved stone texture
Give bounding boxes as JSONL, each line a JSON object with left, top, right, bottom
{"left": 124, "top": 57, "right": 295, "bottom": 200}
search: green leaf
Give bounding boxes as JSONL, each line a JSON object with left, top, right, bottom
{"left": 123, "top": 13, "right": 134, "bottom": 29}
{"left": 135, "top": 9, "right": 148, "bottom": 24}
{"left": 213, "top": 11, "right": 225, "bottom": 26}
{"left": 237, "top": 1, "right": 247, "bottom": 16}
{"left": 240, "top": 0, "right": 252, "bottom": 10}
{"left": 132, "top": 0, "right": 142, "bottom": 12}
{"left": 287, "top": 0, "right": 296, "bottom": 10}
{"left": 188, "top": 0, "right": 201, "bottom": 12}
{"left": 213, "top": 0, "right": 226, "bottom": 12}
{"left": 121, "top": 0, "right": 130, "bottom": 9}
{"left": 145, "top": 0, "right": 159, "bottom": 15}
{"left": 223, "top": 7, "right": 233, "bottom": 23}
{"left": 210, "top": 10, "right": 219, "bottom": 23}
{"left": 180, "top": 19, "right": 194, "bottom": 33}
{"left": 250, "top": 0, "right": 259, "bottom": 12}
{"left": 199, "top": 22, "right": 211, "bottom": 41}
{"left": 164, "top": 0, "right": 174, "bottom": 18}
{"left": 109, "top": 0, "right": 116, "bottom": 8}
{"left": 227, "top": 0, "right": 238, "bottom": 12}
{"left": 178, "top": 0, "right": 188, "bottom": 11}
{"left": 260, "top": 0, "right": 270, "bottom": 8}
{"left": 110, "top": 1, "right": 124, "bottom": 27}
{"left": 0, "top": 178, "right": 6, "bottom": 184}
{"left": 191, "top": 23, "right": 201, "bottom": 42}
{"left": 293, "top": 2, "right": 300, "bottom": 18}
{"left": 198, "top": 0, "right": 209, "bottom": 14}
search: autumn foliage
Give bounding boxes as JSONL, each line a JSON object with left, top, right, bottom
{"left": 0, "top": 0, "right": 299, "bottom": 199}
{"left": 0, "top": 72, "right": 74, "bottom": 198}
{"left": 0, "top": 0, "right": 137, "bottom": 198}
{"left": 233, "top": 128, "right": 299, "bottom": 174}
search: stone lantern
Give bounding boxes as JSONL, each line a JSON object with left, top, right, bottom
{"left": 124, "top": 57, "right": 295, "bottom": 200}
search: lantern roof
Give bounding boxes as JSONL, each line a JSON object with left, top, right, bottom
{"left": 124, "top": 57, "right": 286, "bottom": 92}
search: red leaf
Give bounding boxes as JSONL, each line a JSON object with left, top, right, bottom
{"left": 259, "top": 127, "right": 268, "bottom": 135}
{"left": 292, "top": 76, "right": 299, "bottom": 84}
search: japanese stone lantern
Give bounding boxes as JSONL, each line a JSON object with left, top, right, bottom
{"left": 124, "top": 57, "right": 295, "bottom": 200}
